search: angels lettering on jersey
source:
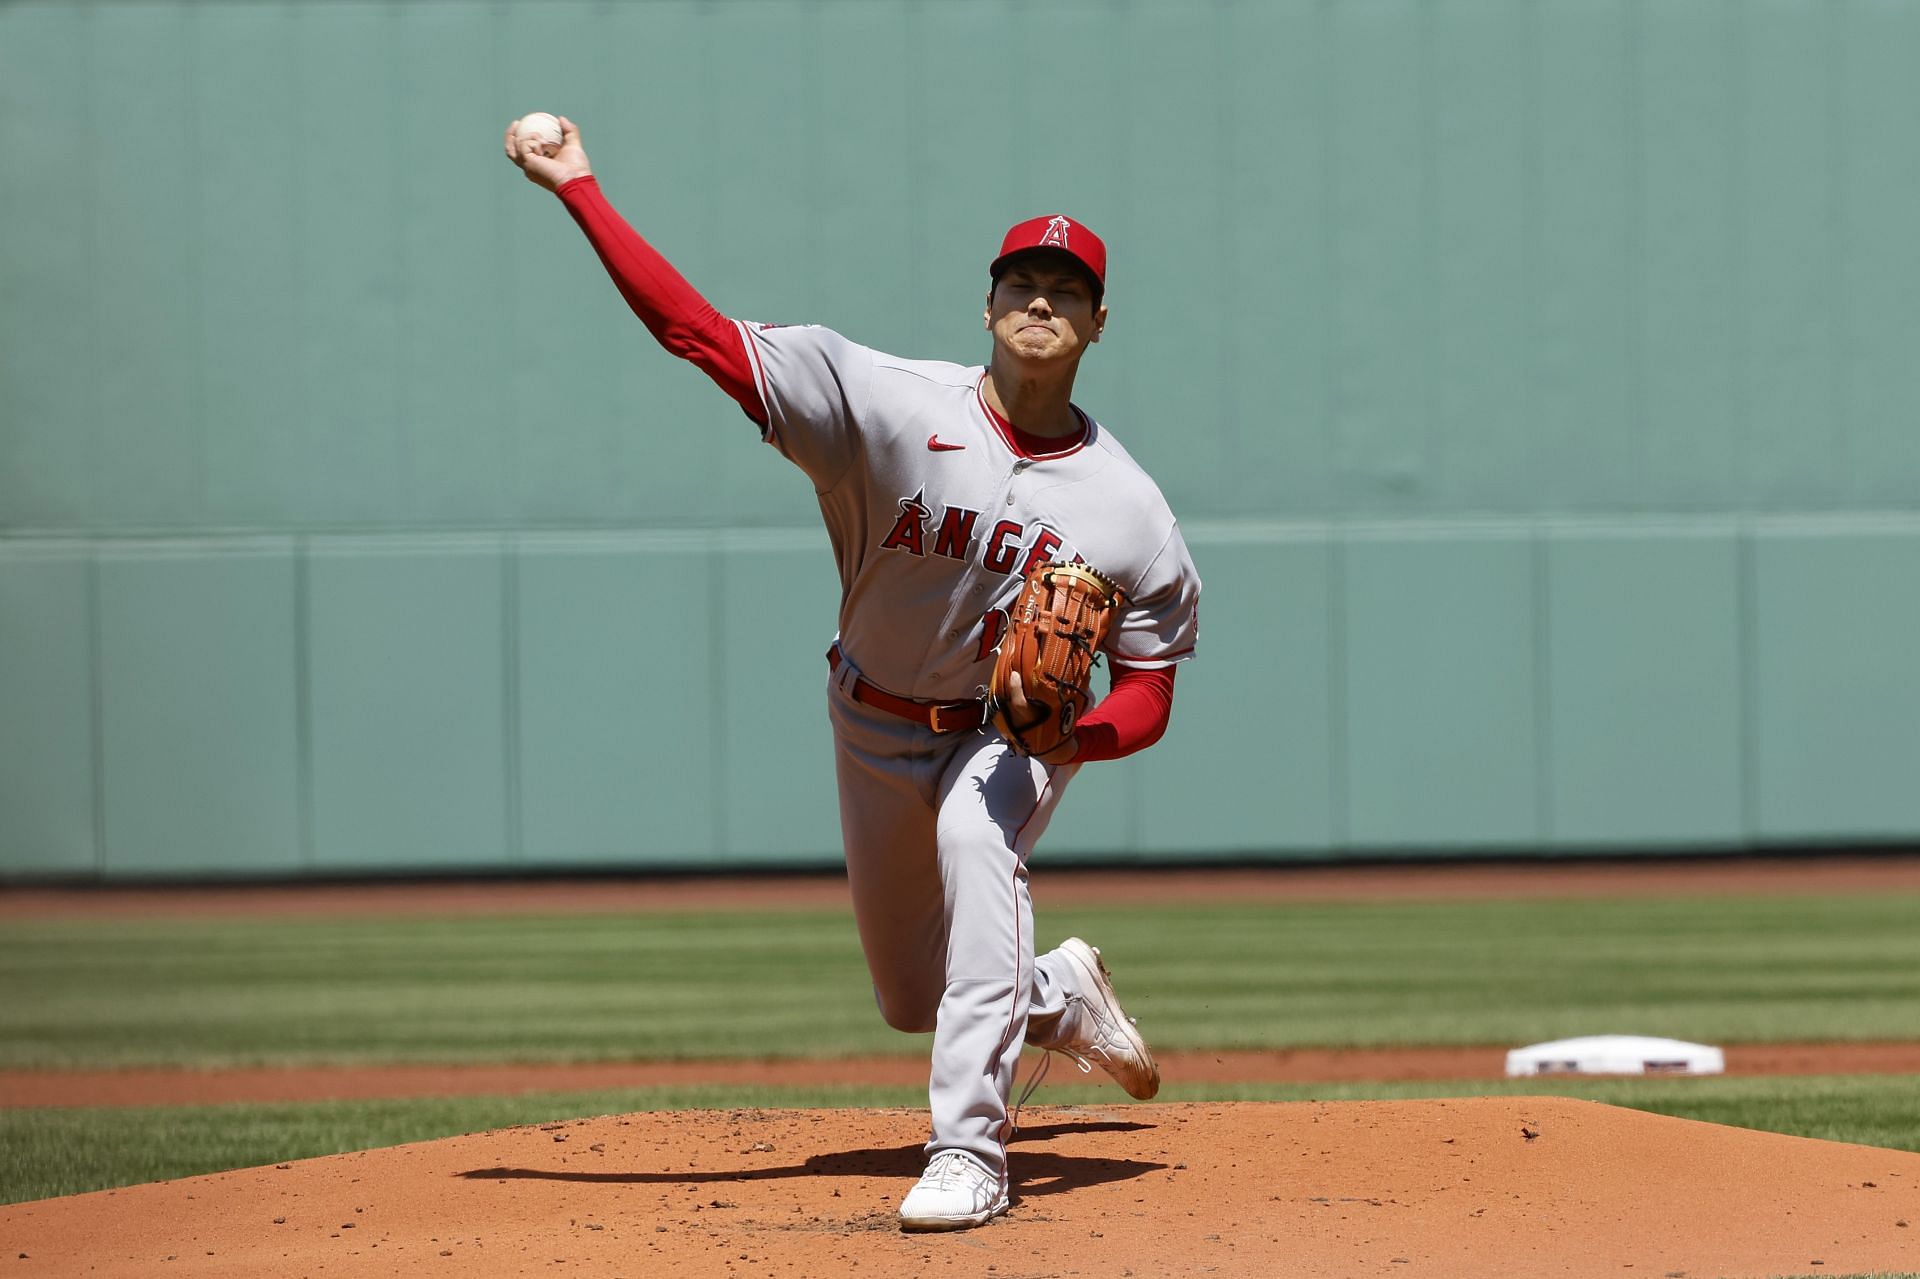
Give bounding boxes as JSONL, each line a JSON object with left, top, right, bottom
{"left": 734, "top": 320, "right": 1201, "bottom": 696}
{"left": 878, "top": 488, "right": 1085, "bottom": 581}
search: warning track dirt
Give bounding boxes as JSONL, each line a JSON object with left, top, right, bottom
{"left": 6, "top": 1041, "right": 1920, "bottom": 1108}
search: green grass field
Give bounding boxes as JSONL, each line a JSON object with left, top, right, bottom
{"left": 5, "top": 894, "right": 1918, "bottom": 1067}
{"left": 3, "top": 888, "right": 1918, "bottom": 1210}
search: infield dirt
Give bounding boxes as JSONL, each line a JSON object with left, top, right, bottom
{"left": 7, "top": 1041, "right": 1920, "bottom": 1107}
{"left": 6, "top": 1098, "right": 1918, "bottom": 1278}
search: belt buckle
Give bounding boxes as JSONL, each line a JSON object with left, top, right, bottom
{"left": 928, "top": 702, "right": 972, "bottom": 734}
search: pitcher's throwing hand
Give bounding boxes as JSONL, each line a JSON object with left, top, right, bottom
{"left": 503, "top": 114, "right": 591, "bottom": 192}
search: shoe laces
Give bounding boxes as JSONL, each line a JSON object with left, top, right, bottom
{"left": 1010, "top": 1045, "right": 1093, "bottom": 1129}
{"left": 1061, "top": 990, "right": 1131, "bottom": 1058}
{"left": 922, "top": 1149, "right": 995, "bottom": 1192}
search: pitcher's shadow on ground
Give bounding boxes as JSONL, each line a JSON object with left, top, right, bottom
{"left": 458, "top": 1118, "right": 1161, "bottom": 1201}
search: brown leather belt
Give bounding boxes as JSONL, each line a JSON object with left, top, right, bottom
{"left": 828, "top": 645, "right": 985, "bottom": 734}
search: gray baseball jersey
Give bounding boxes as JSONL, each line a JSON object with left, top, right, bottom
{"left": 736, "top": 322, "right": 1200, "bottom": 696}
{"left": 735, "top": 318, "right": 1200, "bottom": 1177}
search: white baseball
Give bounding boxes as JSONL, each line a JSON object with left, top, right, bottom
{"left": 514, "top": 112, "right": 564, "bottom": 158}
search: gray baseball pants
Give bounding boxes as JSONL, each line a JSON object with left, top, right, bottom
{"left": 827, "top": 655, "right": 1091, "bottom": 1176}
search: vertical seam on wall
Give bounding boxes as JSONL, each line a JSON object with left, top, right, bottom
{"left": 80, "top": 3, "right": 104, "bottom": 875}
{"left": 83, "top": 2, "right": 104, "bottom": 523}
{"left": 1327, "top": 531, "right": 1349, "bottom": 851}
{"left": 1730, "top": 2, "right": 1756, "bottom": 847}
{"left": 1531, "top": 526, "right": 1554, "bottom": 848}
{"left": 709, "top": 542, "right": 729, "bottom": 860}
{"left": 390, "top": 1, "right": 414, "bottom": 514}
{"left": 1736, "top": 520, "right": 1759, "bottom": 844}
{"left": 1826, "top": 1, "right": 1850, "bottom": 499}
{"left": 699, "top": 2, "right": 727, "bottom": 535}
{"left": 1216, "top": 0, "right": 1239, "bottom": 515}
{"left": 186, "top": 2, "right": 209, "bottom": 520}
{"left": 294, "top": 2, "right": 312, "bottom": 526}
{"left": 1522, "top": 0, "right": 1541, "bottom": 513}
{"left": 488, "top": 1, "right": 514, "bottom": 518}
{"left": 86, "top": 552, "right": 108, "bottom": 876}
{"left": 294, "top": 535, "right": 314, "bottom": 869}
{"left": 1626, "top": 0, "right": 1649, "bottom": 503}
{"left": 1319, "top": 0, "right": 1344, "bottom": 849}
{"left": 1418, "top": 0, "right": 1439, "bottom": 495}
{"left": 1111, "top": 0, "right": 1136, "bottom": 482}
{"left": 503, "top": 536, "right": 523, "bottom": 866}
{"left": 1729, "top": 1, "right": 1751, "bottom": 508}
{"left": 803, "top": 1, "right": 822, "bottom": 339}
{"left": 1318, "top": 0, "right": 1341, "bottom": 513}
{"left": 905, "top": 0, "right": 926, "bottom": 360}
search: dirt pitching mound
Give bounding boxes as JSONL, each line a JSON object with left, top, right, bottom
{"left": 5, "top": 1099, "right": 1917, "bottom": 1278}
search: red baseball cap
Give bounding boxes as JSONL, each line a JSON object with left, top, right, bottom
{"left": 990, "top": 214, "right": 1107, "bottom": 290}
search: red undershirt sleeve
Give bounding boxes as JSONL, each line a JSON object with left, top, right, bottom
{"left": 554, "top": 172, "right": 1178, "bottom": 763}
{"left": 555, "top": 175, "right": 766, "bottom": 426}
{"left": 1069, "top": 665, "right": 1176, "bottom": 763}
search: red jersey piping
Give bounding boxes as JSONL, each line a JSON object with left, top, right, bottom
{"left": 734, "top": 320, "right": 775, "bottom": 442}
{"left": 975, "top": 375, "right": 1092, "bottom": 460}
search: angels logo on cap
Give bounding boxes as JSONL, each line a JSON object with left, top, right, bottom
{"left": 990, "top": 214, "right": 1107, "bottom": 289}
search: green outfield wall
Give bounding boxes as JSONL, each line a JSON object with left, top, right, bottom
{"left": 4, "top": 1, "right": 1918, "bottom": 877}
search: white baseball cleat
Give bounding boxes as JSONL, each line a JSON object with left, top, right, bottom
{"left": 897, "top": 1149, "right": 1009, "bottom": 1232}
{"left": 1053, "top": 937, "right": 1161, "bottom": 1100}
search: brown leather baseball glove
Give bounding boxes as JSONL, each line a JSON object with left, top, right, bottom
{"left": 988, "top": 561, "right": 1127, "bottom": 758}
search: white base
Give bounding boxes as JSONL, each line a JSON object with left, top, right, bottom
{"left": 1505, "top": 1034, "right": 1724, "bottom": 1077}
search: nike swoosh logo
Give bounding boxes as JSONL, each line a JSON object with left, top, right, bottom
{"left": 927, "top": 435, "right": 966, "bottom": 452}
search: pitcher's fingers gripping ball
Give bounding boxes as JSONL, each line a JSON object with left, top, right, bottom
{"left": 989, "top": 561, "right": 1126, "bottom": 757}
{"left": 503, "top": 114, "right": 591, "bottom": 194}
{"left": 512, "top": 112, "right": 564, "bottom": 157}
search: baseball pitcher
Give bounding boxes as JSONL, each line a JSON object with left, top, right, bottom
{"left": 506, "top": 116, "right": 1201, "bottom": 1232}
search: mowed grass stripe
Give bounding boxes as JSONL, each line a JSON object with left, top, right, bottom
{"left": 0, "top": 910, "right": 878, "bottom": 1067}
{"left": 1044, "top": 895, "right": 1920, "bottom": 1050}
{"left": 2, "top": 894, "right": 1917, "bottom": 1068}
